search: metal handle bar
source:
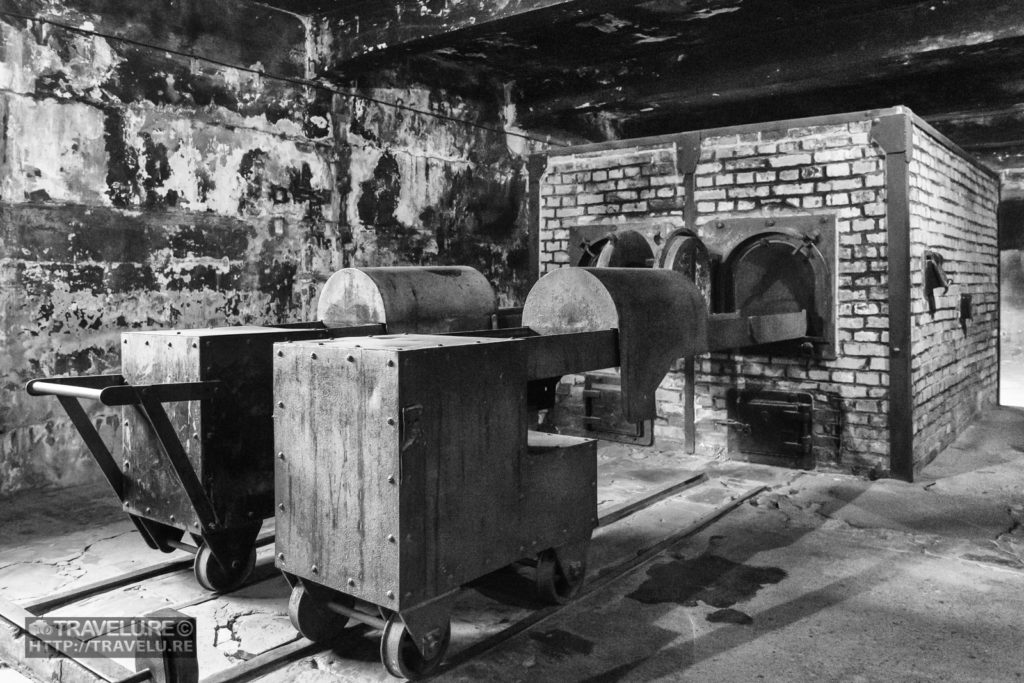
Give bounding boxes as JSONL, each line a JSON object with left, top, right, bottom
{"left": 27, "top": 376, "right": 219, "bottom": 406}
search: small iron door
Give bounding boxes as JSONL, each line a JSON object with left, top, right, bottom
{"left": 725, "top": 388, "right": 814, "bottom": 467}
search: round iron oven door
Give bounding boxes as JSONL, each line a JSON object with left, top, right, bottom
{"left": 724, "top": 233, "right": 830, "bottom": 344}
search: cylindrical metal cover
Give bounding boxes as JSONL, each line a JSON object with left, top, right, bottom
{"left": 522, "top": 267, "right": 708, "bottom": 423}
{"left": 317, "top": 266, "right": 497, "bottom": 333}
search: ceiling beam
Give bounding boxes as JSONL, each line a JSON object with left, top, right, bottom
{"left": 519, "top": 0, "right": 1024, "bottom": 122}
{"left": 1, "top": 0, "right": 308, "bottom": 78}
{"left": 310, "top": 0, "right": 666, "bottom": 73}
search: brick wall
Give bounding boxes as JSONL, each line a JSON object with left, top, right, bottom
{"left": 908, "top": 123, "right": 1000, "bottom": 468}
{"left": 539, "top": 117, "right": 893, "bottom": 473}
{"left": 539, "top": 147, "right": 683, "bottom": 270}
{"left": 692, "top": 123, "right": 889, "bottom": 473}
{"left": 537, "top": 111, "right": 998, "bottom": 477}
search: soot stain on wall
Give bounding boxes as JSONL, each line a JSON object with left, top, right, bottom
{"left": 2, "top": 9, "right": 536, "bottom": 494}
{"left": 357, "top": 151, "right": 402, "bottom": 228}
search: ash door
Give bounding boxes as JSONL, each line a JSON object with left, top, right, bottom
{"left": 726, "top": 388, "right": 814, "bottom": 468}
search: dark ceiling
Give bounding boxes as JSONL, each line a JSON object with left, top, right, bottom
{"left": 253, "top": 0, "right": 1024, "bottom": 170}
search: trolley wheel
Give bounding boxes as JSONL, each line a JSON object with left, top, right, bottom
{"left": 193, "top": 543, "right": 256, "bottom": 592}
{"left": 535, "top": 548, "right": 586, "bottom": 605}
{"left": 287, "top": 584, "right": 353, "bottom": 644}
{"left": 380, "top": 613, "right": 450, "bottom": 680}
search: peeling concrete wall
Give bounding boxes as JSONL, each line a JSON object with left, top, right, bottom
{"left": 335, "top": 86, "right": 531, "bottom": 306}
{"left": 1, "top": 6, "right": 530, "bottom": 495}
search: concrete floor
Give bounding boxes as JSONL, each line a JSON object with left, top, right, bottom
{"left": 2, "top": 407, "right": 1024, "bottom": 681}
{"left": 449, "top": 408, "right": 1024, "bottom": 683}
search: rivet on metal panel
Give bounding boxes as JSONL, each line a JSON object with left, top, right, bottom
{"left": 123, "top": 460, "right": 130, "bottom": 470}
{"left": 193, "top": 522, "right": 199, "bottom": 528}
{"left": 346, "top": 355, "right": 355, "bottom": 362}
{"left": 347, "top": 577, "right": 356, "bottom": 586}
{"left": 123, "top": 339, "right": 127, "bottom": 344}
{"left": 277, "top": 401, "right": 285, "bottom": 408}
{"left": 192, "top": 433, "right": 200, "bottom": 441}
{"left": 310, "top": 352, "right": 318, "bottom": 360}
{"left": 169, "top": 515, "right": 175, "bottom": 522}
{"left": 277, "top": 553, "right": 285, "bottom": 561}
{"left": 278, "top": 503, "right": 285, "bottom": 512}
{"left": 765, "top": 219, "right": 775, "bottom": 227}
{"left": 123, "top": 501, "right": 129, "bottom": 508}
{"left": 311, "top": 565, "right": 318, "bottom": 574}
{"left": 715, "top": 221, "right": 724, "bottom": 229}
{"left": 144, "top": 341, "right": 150, "bottom": 346}
{"left": 386, "top": 590, "right": 395, "bottom": 600}
{"left": 387, "top": 475, "right": 396, "bottom": 484}
{"left": 124, "top": 420, "right": 129, "bottom": 426}
{"left": 167, "top": 342, "right": 173, "bottom": 348}
{"left": 192, "top": 343, "right": 198, "bottom": 349}
{"left": 387, "top": 535, "right": 396, "bottom": 543}
{"left": 145, "top": 507, "right": 152, "bottom": 514}
{"left": 277, "top": 350, "right": 284, "bottom": 357}
{"left": 277, "top": 451, "right": 285, "bottom": 460}
{"left": 176, "top": 331, "right": 181, "bottom": 335}
{"left": 387, "top": 360, "right": 395, "bottom": 367}
{"left": 387, "top": 418, "right": 396, "bottom": 426}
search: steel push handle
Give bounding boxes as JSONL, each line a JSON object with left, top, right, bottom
{"left": 25, "top": 374, "right": 222, "bottom": 553}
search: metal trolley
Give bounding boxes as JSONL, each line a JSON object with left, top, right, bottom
{"left": 27, "top": 323, "right": 382, "bottom": 591}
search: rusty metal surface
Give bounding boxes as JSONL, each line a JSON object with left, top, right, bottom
{"left": 120, "top": 326, "right": 331, "bottom": 533}
{"left": 567, "top": 220, "right": 683, "bottom": 268}
{"left": 274, "top": 334, "right": 602, "bottom": 617}
{"left": 706, "top": 311, "right": 807, "bottom": 351}
{"left": 699, "top": 215, "right": 837, "bottom": 359}
{"left": 519, "top": 331, "right": 619, "bottom": 380}
{"left": 523, "top": 267, "right": 707, "bottom": 423}
{"left": 726, "top": 388, "right": 815, "bottom": 468}
{"left": 315, "top": 266, "right": 498, "bottom": 333}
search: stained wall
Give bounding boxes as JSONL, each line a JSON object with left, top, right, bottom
{"left": 0, "top": 3, "right": 530, "bottom": 494}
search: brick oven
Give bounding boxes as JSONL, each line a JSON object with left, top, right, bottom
{"left": 529, "top": 107, "right": 999, "bottom": 480}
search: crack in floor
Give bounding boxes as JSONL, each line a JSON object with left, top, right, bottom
{"left": 0, "top": 529, "right": 140, "bottom": 598}
{"left": 213, "top": 606, "right": 267, "bottom": 662}
{"left": 0, "top": 529, "right": 137, "bottom": 572}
